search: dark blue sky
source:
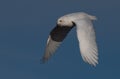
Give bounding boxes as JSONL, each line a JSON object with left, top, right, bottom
{"left": 0, "top": 0, "right": 120, "bottom": 79}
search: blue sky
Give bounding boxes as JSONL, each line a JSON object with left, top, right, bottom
{"left": 0, "top": 0, "right": 120, "bottom": 79}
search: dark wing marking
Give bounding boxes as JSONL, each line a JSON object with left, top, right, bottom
{"left": 41, "top": 25, "right": 74, "bottom": 63}
{"left": 50, "top": 25, "right": 74, "bottom": 42}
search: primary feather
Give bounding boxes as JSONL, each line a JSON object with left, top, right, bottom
{"left": 75, "top": 18, "right": 98, "bottom": 66}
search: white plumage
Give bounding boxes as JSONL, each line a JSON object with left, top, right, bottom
{"left": 42, "top": 12, "right": 98, "bottom": 66}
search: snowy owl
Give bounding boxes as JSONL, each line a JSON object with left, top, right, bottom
{"left": 42, "top": 12, "right": 98, "bottom": 66}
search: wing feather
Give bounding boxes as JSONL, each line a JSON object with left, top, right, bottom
{"left": 76, "top": 20, "right": 98, "bottom": 66}
{"left": 42, "top": 36, "right": 61, "bottom": 63}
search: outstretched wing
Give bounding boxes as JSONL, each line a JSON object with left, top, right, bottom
{"left": 76, "top": 20, "right": 98, "bottom": 66}
{"left": 41, "top": 25, "right": 74, "bottom": 63}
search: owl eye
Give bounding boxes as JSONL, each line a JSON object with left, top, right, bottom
{"left": 59, "top": 20, "right": 62, "bottom": 22}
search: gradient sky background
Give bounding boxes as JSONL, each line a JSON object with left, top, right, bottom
{"left": 0, "top": 0, "right": 120, "bottom": 79}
